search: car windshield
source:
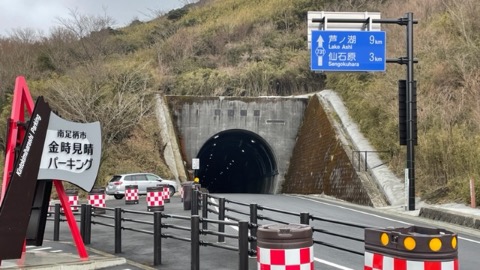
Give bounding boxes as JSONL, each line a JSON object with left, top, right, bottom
{"left": 109, "top": 175, "right": 122, "bottom": 182}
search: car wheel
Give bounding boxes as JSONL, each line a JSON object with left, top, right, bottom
{"left": 169, "top": 186, "right": 175, "bottom": 196}
{"left": 114, "top": 194, "right": 124, "bottom": 200}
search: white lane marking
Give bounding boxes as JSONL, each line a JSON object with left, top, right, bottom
{"left": 314, "top": 258, "right": 354, "bottom": 270}
{"left": 210, "top": 197, "right": 238, "bottom": 231}
{"left": 210, "top": 197, "right": 354, "bottom": 269}
{"left": 458, "top": 236, "right": 480, "bottom": 244}
{"left": 31, "top": 247, "right": 52, "bottom": 251}
{"left": 27, "top": 245, "right": 64, "bottom": 253}
{"left": 297, "top": 196, "right": 412, "bottom": 225}
{"left": 296, "top": 196, "right": 480, "bottom": 244}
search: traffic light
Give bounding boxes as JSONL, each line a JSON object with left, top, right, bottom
{"left": 398, "top": 80, "right": 417, "bottom": 145}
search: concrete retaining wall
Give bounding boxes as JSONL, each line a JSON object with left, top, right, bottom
{"left": 282, "top": 95, "right": 373, "bottom": 206}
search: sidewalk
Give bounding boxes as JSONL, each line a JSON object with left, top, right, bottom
{"left": 0, "top": 240, "right": 126, "bottom": 269}
{"left": 418, "top": 202, "right": 480, "bottom": 230}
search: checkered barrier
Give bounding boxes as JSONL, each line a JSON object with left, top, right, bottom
{"left": 125, "top": 185, "right": 139, "bottom": 205}
{"left": 68, "top": 194, "right": 79, "bottom": 211}
{"left": 147, "top": 186, "right": 164, "bottom": 212}
{"left": 62, "top": 189, "right": 78, "bottom": 212}
{"left": 257, "top": 246, "right": 314, "bottom": 270}
{"left": 257, "top": 224, "right": 313, "bottom": 270}
{"left": 364, "top": 226, "right": 458, "bottom": 270}
{"left": 88, "top": 188, "right": 106, "bottom": 214}
{"left": 162, "top": 185, "right": 170, "bottom": 203}
{"left": 364, "top": 251, "right": 458, "bottom": 270}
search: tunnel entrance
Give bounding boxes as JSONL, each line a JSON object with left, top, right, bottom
{"left": 195, "top": 129, "right": 277, "bottom": 193}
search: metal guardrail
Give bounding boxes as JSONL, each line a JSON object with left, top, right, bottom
{"left": 352, "top": 150, "right": 393, "bottom": 171}
{"left": 47, "top": 202, "right": 250, "bottom": 270}
{"left": 196, "top": 190, "right": 375, "bottom": 257}
{"left": 47, "top": 188, "right": 378, "bottom": 270}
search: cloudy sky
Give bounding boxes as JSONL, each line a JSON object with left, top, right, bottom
{"left": 0, "top": 0, "right": 188, "bottom": 36}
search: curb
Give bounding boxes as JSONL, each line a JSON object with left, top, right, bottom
{"left": 419, "top": 206, "right": 480, "bottom": 230}
{"left": 0, "top": 256, "right": 126, "bottom": 270}
{"left": 26, "top": 257, "right": 127, "bottom": 270}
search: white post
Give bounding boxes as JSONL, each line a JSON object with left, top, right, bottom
{"left": 405, "top": 168, "right": 409, "bottom": 211}
{"left": 470, "top": 178, "right": 476, "bottom": 208}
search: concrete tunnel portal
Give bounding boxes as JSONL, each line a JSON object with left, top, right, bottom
{"left": 195, "top": 129, "right": 278, "bottom": 194}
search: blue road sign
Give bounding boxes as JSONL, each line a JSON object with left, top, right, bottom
{"left": 310, "top": 30, "right": 386, "bottom": 72}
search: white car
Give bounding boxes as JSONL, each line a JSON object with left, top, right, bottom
{"left": 106, "top": 173, "right": 178, "bottom": 200}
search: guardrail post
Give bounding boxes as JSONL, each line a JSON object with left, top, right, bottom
{"left": 191, "top": 215, "right": 200, "bottom": 270}
{"left": 192, "top": 189, "right": 199, "bottom": 216}
{"left": 250, "top": 203, "right": 258, "bottom": 253}
{"left": 84, "top": 204, "right": 92, "bottom": 244}
{"left": 300, "top": 212, "right": 310, "bottom": 225}
{"left": 364, "top": 151, "right": 368, "bottom": 171}
{"left": 114, "top": 207, "right": 122, "bottom": 253}
{"left": 53, "top": 203, "right": 60, "bottom": 241}
{"left": 154, "top": 211, "right": 162, "bottom": 266}
{"left": 239, "top": 221, "right": 249, "bottom": 270}
{"left": 202, "top": 193, "right": 208, "bottom": 230}
{"left": 218, "top": 198, "right": 225, "bottom": 243}
{"left": 80, "top": 204, "right": 86, "bottom": 241}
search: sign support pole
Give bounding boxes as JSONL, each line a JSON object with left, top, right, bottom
{"left": 0, "top": 76, "right": 88, "bottom": 261}
{"left": 311, "top": 12, "right": 418, "bottom": 210}
{"left": 406, "top": 12, "right": 416, "bottom": 211}
{"left": 54, "top": 180, "right": 88, "bottom": 258}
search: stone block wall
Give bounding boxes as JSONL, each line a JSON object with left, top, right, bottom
{"left": 283, "top": 94, "right": 373, "bottom": 206}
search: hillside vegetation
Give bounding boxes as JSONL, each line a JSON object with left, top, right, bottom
{"left": 0, "top": 0, "right": 479, "bottom": 204}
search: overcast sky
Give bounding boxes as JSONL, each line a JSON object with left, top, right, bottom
{"left": 0, "top": 0, "right": 188, "bottom": 36}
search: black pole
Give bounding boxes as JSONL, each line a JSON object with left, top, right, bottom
{"left": 406, "top": 12, "right": 416, "bottom": 211}
{"left": 238, "top": 221, "right": 249, "bottom": 270}
{"left": 85, "top": 204, "right": 91, "bottom": 245}
{"left": 249, "top": 204, "right": 258, "bottom": 254}
{"left": 191, "top": 189, "right": 199, "bottom": 216}
{"left": 218, "top": 198, "right": 225, "bottom": 243}
{"left": 364, "top": 152, "right": 368, "bottom": 171}
{"left": 357, "top": 152, "right": 361, "bottom": 171}
{"left": 80, "top": 204, "right": 86, "bottom": 241}
{"left": 191, "top": 215, "right": 200, "bottom": 270}
{"left": 114, "top": 207, "right": 122, "bottom": 253}
{"left": 202, "top": 193, "right": 208, "bottom": 230}
{"left": 53, "top": 203, "right": 60, "bottom": 241}
{"left": 154, "top": 212, "right": 162, "bottom": 266}
{"left": 300, "top": 212, "right": 310, "bottom": 225}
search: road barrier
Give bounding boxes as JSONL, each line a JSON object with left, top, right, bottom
{"left": 183, "top": 182, "right": 201, "bottom": 210}
{"left": 64, "top": 189, "right": 79, "bottom": 212}
{"left": 46, "top": 191, "right": 460, "bottom": 270}
{"left": 88, "top": 188, "right": 106, "bottom": 214}
{"left": 162, "top": 184, "right": 170, "bottom": 203}
{"left": 48, "top": 202, "right": 250, "bottom": 269}
{"left": 146, "top": 186, "right": 164, "bottom": 212}
{"left": 257, "top": 224, "right": 314, "bottom": 270}
{"left": 125, "top": 185, "right": 139, "bottom": 205}
{"left": 201, "top": 192, "right": 369, "bottom": 257}
{"left": 364, "top": 226, "right": 458, "bottom": 270}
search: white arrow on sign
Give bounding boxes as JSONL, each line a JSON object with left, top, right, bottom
{"left": 317, "top": 35, "right": 324, "bottom": 48}
{"left": 315, "top": 35, "right": 325, "bottom": 66}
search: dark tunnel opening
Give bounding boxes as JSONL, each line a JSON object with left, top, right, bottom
{"left": 195, "top": 129, "right": 277, "bottom": 194}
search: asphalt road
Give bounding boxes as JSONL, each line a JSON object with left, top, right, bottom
{"left": 43, "top": 194, "right": 480, "bottom": 269}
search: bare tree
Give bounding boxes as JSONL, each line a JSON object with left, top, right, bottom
{"left": 55, "top": 7, "right": 115, "bottom": 62}
{"left": 45, "top": 62, "right": 155, "bottom": 147}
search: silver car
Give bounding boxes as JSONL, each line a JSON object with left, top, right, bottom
{"left": 106, "top": 173, "right": 178, "bottom": 200}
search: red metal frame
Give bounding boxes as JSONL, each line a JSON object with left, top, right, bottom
{"left": 0, "top": 76, "right": 88, "bottom": 259}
